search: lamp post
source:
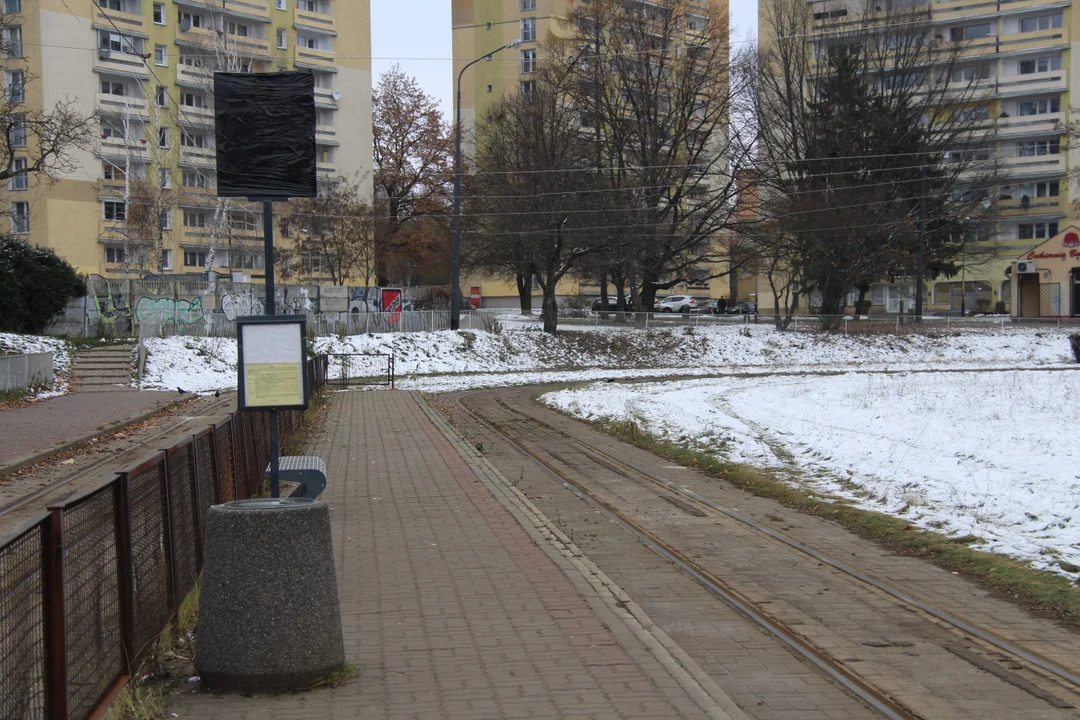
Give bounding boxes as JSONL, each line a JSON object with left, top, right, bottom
{"left": 452, "top": 38, "right": 522, "bottom": 330}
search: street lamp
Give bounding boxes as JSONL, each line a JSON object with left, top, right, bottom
{"left": 452, "top": 38, "right": 522, "bottom": 330}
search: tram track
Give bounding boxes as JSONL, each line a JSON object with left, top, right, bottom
{"left": 452, "top": 387, "right": 1080, "bottom": 720}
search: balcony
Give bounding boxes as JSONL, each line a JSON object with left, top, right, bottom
{"left": 180, "top": 145, "right": 215, "bottom": 167}
{"left": 997, "top": 196, "right": 1065, "bottom": 218}
{"left": 94, "top": 49, "right": 149, "bottom": 78}
{"left": 176, "top": 25, "right": 271, "bottom": 58}
{"left": 316, "top": 159, "right": 337, "bottom": 175}
{"left": 97, "top": 93, "right": 150, "bottom": 119}
{"left": 295, "top": 45, "right": 336, "bottom": 70}
{"left": 93, "top": 5, "right": 145, "bottom": 32}
{"left": 176, "top": 63, "right": 214, "bottom": 88}
{"left": 98, "top": 136, "right": 150, "bottom": 161}
{"left": 931, "top": 0, "right": 998, "bottom": 21}
{"left": 316, "top": 125, "right": 338, "bottom": 145}
{"left": 995, "top": 111, "right": 1064, "bottom": 138}
{"left": 174, "top": 0, "right": 271, "bottom": 21}
{"left": 177, "top": 103, "right": 215, "bottom": 126}
{"left": 294, "top": 6, "right": 336, "bottom": 34}
{"left": 1000, "top": 152, "right": 1064, "bottom": 176}
{"left": 314, "top": 86, "right": 338, "bottom": 107}
{"left": 997, "top": 27, "right": 1068, "bottom": 54}
{"left": 996, "top": 69, "right": 1066, "bottom": 97}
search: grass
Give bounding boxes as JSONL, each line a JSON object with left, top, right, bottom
{"left": 322, "top": 661, "right": 359, "bottom": 688}
{"left": 597, "top": 418, "right": 1080, "bottom": 626}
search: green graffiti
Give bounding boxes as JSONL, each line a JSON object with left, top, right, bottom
{"left": 135, "top": 296, "right": 206, "bottom": 325}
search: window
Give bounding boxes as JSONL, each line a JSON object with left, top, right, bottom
{"left": 1018, "top": 97, "right": 1060, "bottom": 115}
{"left": 951, "top": 64, "right": 989, "bottom": 82}
{"left": 159, "top": 210, "right": 171, "bottom": 230}
{"left": 99, "top": 30, "right": 141, "bottom": 54}
{"left": 1016, "top": 138, "right": 1059, "bottom": 156}
{"left": 300, "top": 0, "right": 315, "bottom": 10}
{"left": 520, "top": 80, "right": 536, "bottom": 98}
{"left": 1017, "top": 180, "right": 1059, "bottom": 198}
{"left": 101, "top": 79, "right": 125, "bottom": 96}
{"left": 103, "top": 200, "right": 126, "bottom": 221}
{"left": 9, "top": 157, "right": 26, "bottom": 190}
{"left": 184, "top": 250, "right": 206, "bottom": 266}
{"left": 105, "top": 246, "right": 125, "bottom": 263}
{"left": 950, "top": 23, "right": 991, "bottom": 41}
{"left": 297, "top": 35, "right": 318, "bottom": 49}
{"left": 1020, "top": 13, "right": 1062, "bottom": 33}
{"left": 520, "top": 0, "right": 535, "bottom": 9}
{"left": 180, "top": 91, "right": 205, "bottom": 108}
{"left": 102, "top": 161, "right": 124, "bottom": 181}
{"left": 154, "top": 85, "right": 167, "bottom": 108}
{"left": 98, "top": 0, "right": 122, "bottom": 10}
{"left": 277, "top": 28, "right": 287, "bottom": 48}
{"left": 3, "top": 0, "right": 21, "bottom": 13}
{"left": 228, "top": 211, "right": 257, "bottom": 231}
{"left": 5, "top": 70, "right": 23, "bottom": 103}
{"left": 158, "top": 127, "right": 170, "bottom": 148}
{"left": 1019, "top": 56, "right": 1060, "bottom": 74}
{"left": 8, "top": 114, "right": 24, "bottom": 146}
{"left": 521, "top": 17, "right": 536, "bottom": 42}
{"left": 158, "top": 168, "right": 170, "bottom": 188}
{"left": 226, "top": 22, "right": 249, "bottom": 37}
{"left": 159, "top": 249, "right": 173, "bottom": 270}
{"left": 183, "top": 169, "right": 209, "bottom": 188}
{"left": 276, "top": 0, "right": 285, "bottom": 8}
{"left": 101, "top": 118, "right": 123, "bottom": 139}
{"left": 178, "top": 10, "right": 202, "bottom": 28}
{"left": 10, "top": 201, "right": 27, "bottom": 233}
{"left": 184, "top": 210, "right": 207, "bottom": 227}
{"left": 152, "top": 2, "right": 164, "bottom": 23}
{"left": 154, "top": 44, "right": 167, "bottom": 66}
{"left": 954, "top": 105, "right": 989, "bottom": 122}
{"left": 1019, "top": 222, "right": 1058, "bottom": 239}
{"left": 521, "top": 48, "right": 536, "bottom": 73}
{"left": 3, "top": 26, "right": 21, "bottom": 58}
{"left": 181, "top": 131, "right": 207, "bottom": 148}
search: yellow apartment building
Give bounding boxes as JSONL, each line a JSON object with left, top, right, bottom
{"left": 757, "top": 0, "right": 1075, "bottom": 316}
{"left": 451, "top": 0, "right": 732, "bottom": 309}
{"left": 2, "top": 0, "right": 371, "bottom": 279}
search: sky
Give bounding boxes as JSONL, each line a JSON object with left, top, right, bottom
{"left": 370, "top": 0, "right": 760, "bottom": 123}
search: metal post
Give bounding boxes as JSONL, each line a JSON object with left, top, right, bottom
{"left": 451, "top": 82, "right": 463, "bottom": 331}
{"left": 260, "top": 199, "right": 281, "bottom": 498}
{"left": 44, "top": 507, "right": 68, "bottom": 720}
{"left": 916, "top": 163, "right": 926, "bottom": 322}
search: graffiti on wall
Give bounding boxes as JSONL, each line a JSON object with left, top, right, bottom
{"left": 220, "top": 291, "right": 264, "bottom": 321}
{"left": 348, "top": 287, "right": 378, "bottom": 313}
{"left": 134, "top": 297, "right": 207, "bottom": 325}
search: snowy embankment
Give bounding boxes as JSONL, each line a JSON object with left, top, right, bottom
{"left": 0, "top": 332, "right": 71, "bottom": 398}
{"left": 138, "top": 325, "right": 1077, "bottom": 394}
{"left": 542, "top": 370, "right": 1080, "bottom": 579}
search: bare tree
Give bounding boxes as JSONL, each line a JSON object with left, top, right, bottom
{"left": 751, "top": 0, "right": 1004, "bottom": 326}
{"left": 282, "top": 176, "right": 375, "bottom": 286}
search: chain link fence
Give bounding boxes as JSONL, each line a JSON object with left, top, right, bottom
{"left": 0, "top": 356, "right": 329, "bottom": 720}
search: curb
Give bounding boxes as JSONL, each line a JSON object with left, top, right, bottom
{"left": 415, "top": 394, "right": 751, "bottom": 720}
{"left": 0, "top": 395, "right": 192, "bottom": 480}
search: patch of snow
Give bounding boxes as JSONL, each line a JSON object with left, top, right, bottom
{"left": 543, "top": 369, "right": 1080, "bottom": 579}
{"left": 0, "top": 333, "right": 71, "bottom": 398}
{"left": 139, "top": 336, "right": 237, "bottom": 394}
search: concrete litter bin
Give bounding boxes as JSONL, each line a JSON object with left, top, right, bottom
{"left": 195, "top": 498, "right": 345, "bottom": 692}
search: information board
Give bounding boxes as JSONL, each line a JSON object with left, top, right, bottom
{"left": 236, "top": 316, "right": 309, "bottom": 410}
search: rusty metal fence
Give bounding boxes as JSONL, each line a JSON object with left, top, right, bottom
{"left": 0, "top": 355, "right": 329, "bottom": 720}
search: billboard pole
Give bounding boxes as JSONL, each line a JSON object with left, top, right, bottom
{"left": 260, "top": 198, "right": 280, "bottom": 498}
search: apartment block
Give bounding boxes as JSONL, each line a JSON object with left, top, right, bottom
{"left": 2, "top": 0, "right": 371, "bottom": 279}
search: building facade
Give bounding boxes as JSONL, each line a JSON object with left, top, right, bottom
{"left": 758, "top": 0, "right": 1074, "bottom": 316}
{"left": 451, "top": 0, "right": 732, "bottom": 309}
{"left": 3, "top": 0, "right": 371, "bottom": 279}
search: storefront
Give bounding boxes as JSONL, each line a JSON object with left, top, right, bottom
{"left": 1010, "top": 225, "right": 1080, "bottom": 318}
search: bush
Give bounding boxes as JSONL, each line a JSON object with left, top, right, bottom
{"left": 1071, "top": 334, "right": 1080, "bottom": 363}
{"left": 0, "top": 236, "right": 86, "bottom": 333}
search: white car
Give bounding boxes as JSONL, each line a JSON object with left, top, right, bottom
{"left": 657, "top": 295, "right": 698, "bottom": 313}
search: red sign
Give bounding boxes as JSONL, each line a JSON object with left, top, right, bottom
{"left": 470, "top": 285, "right": 481, "bottom": 310}
{"left": 1065, "top": 232, "right": 1080, "bottom": 248}
{"left": 381, "top": 287, "right": 403, "bottom": 326}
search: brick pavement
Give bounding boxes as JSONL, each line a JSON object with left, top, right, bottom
{"left": 169, "top": 391, "right": 733, "bottom": 719}
{"left": 0, "top": 389, "right": 176, "bottom": 466}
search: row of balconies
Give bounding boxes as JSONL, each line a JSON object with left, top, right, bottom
{"left": 809, "top": 0, "right": 1066, "bottom": 31}
{"left": 95, "top": 3, "right": 335, "bottom": 33}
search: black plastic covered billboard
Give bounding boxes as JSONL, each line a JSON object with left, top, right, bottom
{"left": 214, "top": 72, "right": 317, "bottom": 199}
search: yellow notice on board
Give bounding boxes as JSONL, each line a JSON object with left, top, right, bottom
{"left": 245, "top": 363, "right": 302, "bottom": 407}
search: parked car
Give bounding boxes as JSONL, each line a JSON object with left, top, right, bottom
{"left": 726, "top": 301, "right": 757, "bottom": 315}
{"left": 591, "top": 295, "right": 635, "bottom": 312}
{"left": 657, "top": 295, "right": 698, "bottom": 313}
{"left": 705, "top": 298, "right": 730, "bottom": 314}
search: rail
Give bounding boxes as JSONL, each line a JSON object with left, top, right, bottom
{"left": 0, "top": 356, "right": 329, "bottom": 719}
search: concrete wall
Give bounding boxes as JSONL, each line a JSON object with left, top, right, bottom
{"left": 0, "top": 353, "right": 54, "bottom": 392}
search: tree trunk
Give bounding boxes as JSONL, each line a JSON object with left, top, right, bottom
{"left": 599, "top": 271, "right": 609, "bottom": 310}
{"left": 614, "top": 270, "right": 626, "bottom": 311}
{"left": 639, "top": 270, "right": 659, "bottom": 315}
{"left": 516, "top": 271, "right": 532, "bottom": 315}
{"left": 541, "top": 286, "right": 558, "bottom": 334}
{"left": 819, "top": 278, "right": 848, "bottom": 330}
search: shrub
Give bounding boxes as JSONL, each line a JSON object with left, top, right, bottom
{"left": 0, "top": 236, "right": 86, "bottom": 334}
{"left": 1070, "top": 334, "right": 1080, "bottom": 363}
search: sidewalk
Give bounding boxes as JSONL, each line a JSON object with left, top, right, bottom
{"left": 0, "top": 389, "right": 176, "bottom": 470}
{"left": 170, "top": 391, "right": 736, "bottom": 719}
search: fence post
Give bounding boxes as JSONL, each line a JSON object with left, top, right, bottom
{"left": 115, "top": 477, "right": 136, "bottom": 673}
{"left": 896, "top": 315, "right": 899, "bottom": 332}
{"left": 44, "top": 506, "right": 68, "bottom": 720}
{"left": 159, "top": 453, "right": 181, "bottom": 613}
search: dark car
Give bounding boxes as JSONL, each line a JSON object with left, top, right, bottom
{"left": 591, "top": 296, "right": 634, "bottom": 311}
{"left": 726, "top": 301, "right": 757, "bottom": 315}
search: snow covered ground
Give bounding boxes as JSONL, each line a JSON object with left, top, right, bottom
{"left": 140, "top": 325, "right": 1078, "bottom": 394}
{"left": 0, "top": 333, "right": 71, "bottom": 398}
{"left": 543, "top": 369, "right": 1080, "bottom": 579}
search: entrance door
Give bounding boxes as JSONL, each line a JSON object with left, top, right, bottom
{"left": 1073, "top": 269, "right": 1080, "bottom": 317}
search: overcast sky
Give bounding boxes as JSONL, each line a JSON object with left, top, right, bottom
{"left": 370, "top": 0, "right": 759, "bottom": 122}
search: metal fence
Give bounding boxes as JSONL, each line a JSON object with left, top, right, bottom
{"left": 760, "top": 314, "right": 1080, "bottom": 334}
{"left": 0, "top": 355, "right": 330, "bottom": 720}
{"left": 138, "top": 310, "right": 502, "bottom": 339}
{"left": 327, "top": 353, "right": 395, "bottom": 389}
{"left": 0, "top": 353, "right": 54, "bottom": 392}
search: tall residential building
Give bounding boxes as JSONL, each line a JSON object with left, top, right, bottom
{"left": 763, "top": 0, "right": 1070, "bottom": 314}
{"left": 3, "top": 0, "right": 371, "bottom": 279}
{"left": 451, "top": 0, "right": 730, "bottom": 308}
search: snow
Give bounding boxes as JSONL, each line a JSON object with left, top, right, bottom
{"left": 140, "top": 325, "right": 1078, "bottom": 394}
{"left": 542, "top": 369, "right": 1080, "bottom": 579}
{"left": 0, "top": 333, "right": 71, "bottom": 398}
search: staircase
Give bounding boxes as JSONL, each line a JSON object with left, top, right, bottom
{"left": 70, "top": 344, "right": 136, "bottom": 392}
